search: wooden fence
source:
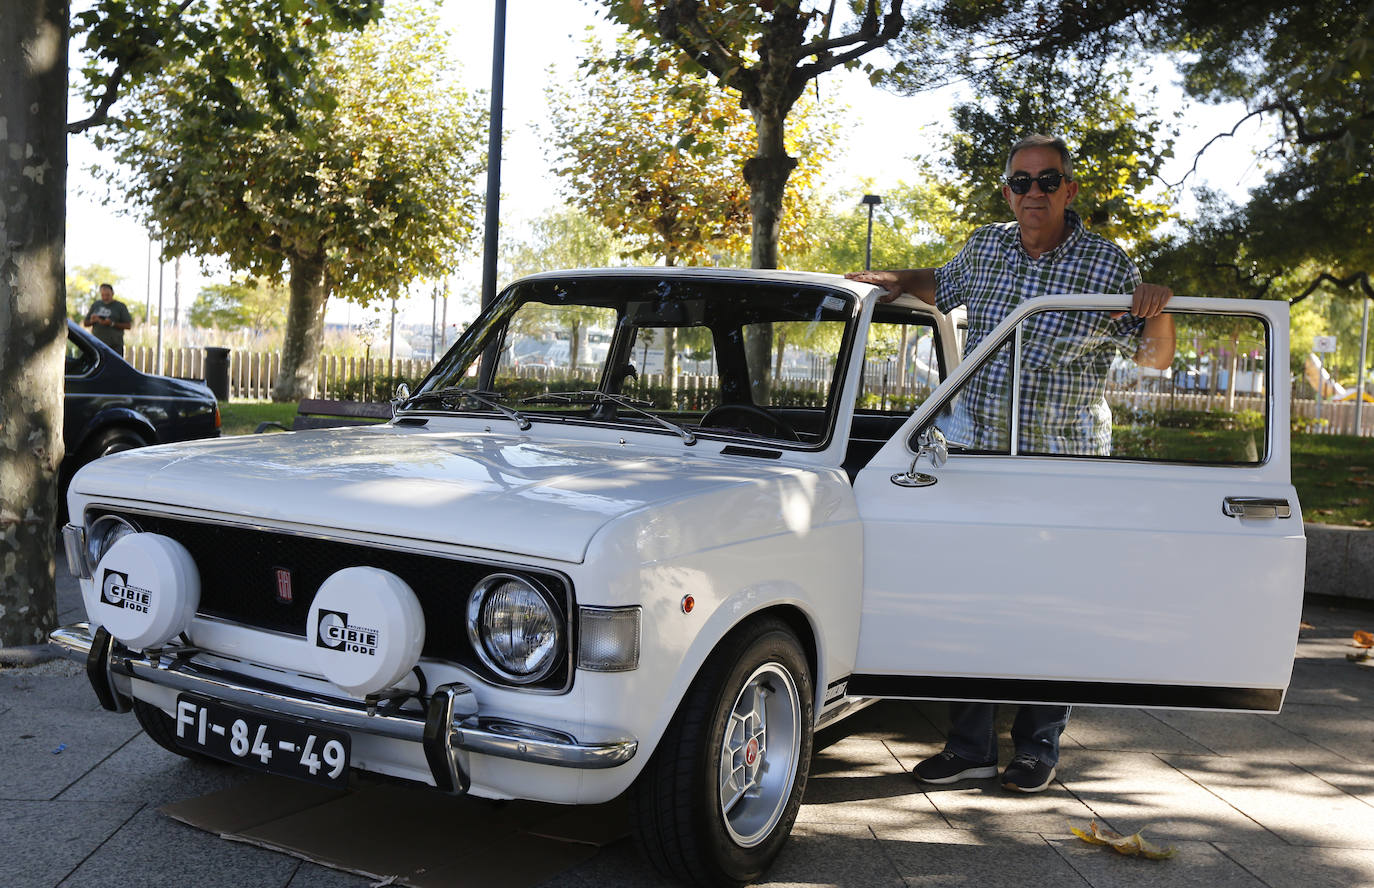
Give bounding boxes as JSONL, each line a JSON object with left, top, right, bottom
{"left": 122, "top": 345, "right": 433, "bottom": 401}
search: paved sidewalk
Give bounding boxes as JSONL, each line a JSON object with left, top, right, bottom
{"left": 3, "top": 563, "right": 1373, "bottom": 887}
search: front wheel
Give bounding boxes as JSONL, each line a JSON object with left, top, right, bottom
{"left": 631, "top": 618, "right": 814, "bottom": 886}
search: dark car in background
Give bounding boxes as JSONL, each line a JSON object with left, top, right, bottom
{"left": 63, "top": 320, "right": 220, "bottom": 493}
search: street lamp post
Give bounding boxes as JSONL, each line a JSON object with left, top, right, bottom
{"left": 862, "top": 194, "right": 882, "bottom": 270}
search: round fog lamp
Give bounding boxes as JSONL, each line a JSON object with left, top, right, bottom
{"left": 466, "top": 574, "right": 562, "bottom": 684}
{"left": 86, "top": 514, "right": 139, "bottom": 570}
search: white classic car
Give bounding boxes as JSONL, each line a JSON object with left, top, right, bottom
{"left": 53, "top": 268, "right": 1305, "bottom": 886}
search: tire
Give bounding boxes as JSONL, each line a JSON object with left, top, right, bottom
{"left": 631, "top": 617, "right": 814, "bottom": 887}
{"left": 80, "top": 426, "right": 149, "bottom": 463}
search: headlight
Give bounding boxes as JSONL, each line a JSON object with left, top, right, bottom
{"left": 466, "top": 574, "right": 563, "bottom": 684}
{"left": 86, "top": 515, "right": 139, "bottom": 572}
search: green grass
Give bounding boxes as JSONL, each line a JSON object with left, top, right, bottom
{"left": 219, "top": 401, "right": 297, "bottom": 436}
{"left": 221, "top": 400, "right": 1370, "bottom": 527}
{"left": 1291, "top": 432, "right": 1374, "bottom": 527}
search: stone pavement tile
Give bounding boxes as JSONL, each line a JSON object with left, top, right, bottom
{"left": 798, "top": 770, "right": 946, "bottom": 828}
{"left": 1271, "top": 702, "right": 1374, "bottom": 762}
{"left": 872, "top": 826, "right": 1086, "bottom": 887}
{"left": 1049, "top": 837, "right": 1265, "bottom": 888}
{"left": 1147, "top": 708, "right": 1339, "bottom": 764}
{"left": 59, "top": 729, "right": 254, "bottom": 804}
{"left": 915, "top": 777, "right": 1098, "bottom": 834}
{"left": 1216, "top": 842, "right": 1374, "bottom": 888}
{"left": 0, "top": 675, "right": 142, "bottom": 801}
{"left": 1161, "top": 754, "right": 1374, "bottom": 849}
{"left": 534, "top": 838, "right": 672, "bottom": 888}
{"left": 810, "top": 735, "right": 902, "bottom": 777}
{"left": 1064, "top": 708, "right": 1214, "bottom": 755}
{"left": 1058, "top": 750, "right": 1272, "bottom": 845}
{"left": 0, "top": 799, "right": 142, "bottom": 888}
{"left": 59, "top": 805, "right": 300, "bottom": 888}
{"left": 755, "top": 821, "right": 905, "bottom": 888}
{"left": 1284, "top": 660, "right": 1374, "bottom": 706}
{"left": 1289, "top": 756, "right": 1374, "bottom": 809}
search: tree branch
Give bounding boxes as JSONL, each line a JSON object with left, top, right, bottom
{"left": 796, "top": 1, "right": 904, "bottom": 81}
{"left": 67, "top": 58, "right": 133, "bottom": 134}
{"left": 1161, "top": 107, "right": 1272, "bottom": 190}
{"left": 67, "top": 0, "right": 199, "bottom": 135}
{"left": 1289, "top": 271, "right": 1373, "bottom": 305}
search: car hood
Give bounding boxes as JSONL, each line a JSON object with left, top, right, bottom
{"left": 69, "top": 424, "right": 811, "bottom": 563}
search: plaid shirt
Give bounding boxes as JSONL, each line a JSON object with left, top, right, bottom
{"left": 934, "top": 211, "right": 1144, "bottom": 455}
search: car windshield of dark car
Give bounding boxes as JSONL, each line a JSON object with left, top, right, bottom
{"left": 409, "top": 277, "right": 856, "bottom": 448}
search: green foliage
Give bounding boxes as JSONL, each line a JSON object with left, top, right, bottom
{"left": 788, "top": 177, "right": 973, "bottom": 273}
{"left": 189, "top": 278, "right": 289, "bottom": 334}
{"left": 546, "top": 35, "right": 834, "bottom": 266}
{"left": 502, "top": 209, "right": 638, "bottom": 278}
{"left": 337, "top": 372, "right": 424, "bottom": 403}
{"left": 592, "top": 2, "right": 905, "bottom": 267}
{"left": 72, "top": 0, "right": 382, "bottom": 134}
{"left": 939, "top": 57, "right": 1175, "bottom": 247}
{"left": 102, "top": 0, "right": 488, "bottom": 305}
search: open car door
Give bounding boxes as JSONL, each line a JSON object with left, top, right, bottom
{"left": 850, "top": 295, "right": 1305, "bottom": 712}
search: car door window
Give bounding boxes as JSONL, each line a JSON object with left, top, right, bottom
{"left": 924, "top": 308, "right": 1269, "bottom": 465}
{"left": 66, "top": 331, "right": 97, "bottom": 377}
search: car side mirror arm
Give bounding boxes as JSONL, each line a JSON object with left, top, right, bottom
{"left": 890, "top": 426, "right": 947, "bottom": 488}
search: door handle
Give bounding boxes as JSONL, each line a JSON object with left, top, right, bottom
{"left": 1222, "top": 497, "right": 1292, "bottom": 519}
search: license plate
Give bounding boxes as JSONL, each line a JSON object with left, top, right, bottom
{"left": 173, "top": 694, "right": 351, "bottom": 787}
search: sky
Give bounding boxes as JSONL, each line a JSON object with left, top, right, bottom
{"left": 64, "top": 1, "right": 1273, "bottom": 333}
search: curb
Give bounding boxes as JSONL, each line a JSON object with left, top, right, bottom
{"left": 1306, "top": 523, "right": 1374, "bottom": 603}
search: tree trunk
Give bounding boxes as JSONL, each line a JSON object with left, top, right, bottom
{"left": 743, "top": 104, "right": 797, "bottom": 402}
{"left": 0, "top": 0, "right": 66, "bottom": 646}
{"left": 272, "top": 252, "right": 328, "bottom": 402}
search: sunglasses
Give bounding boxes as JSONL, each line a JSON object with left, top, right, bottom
{"left": 1005, "top": 171, "right": 1067, "bottom": 195}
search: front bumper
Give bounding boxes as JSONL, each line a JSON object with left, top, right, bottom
{"left": 50, "top": 623, "right": 637, "bottom": 793}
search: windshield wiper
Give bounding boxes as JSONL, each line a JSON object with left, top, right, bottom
{"left": 403, "top": 386, "right": 531, "bottom": 431}
{"left": 522, "top": 390, "right": 696, "bottom": 445}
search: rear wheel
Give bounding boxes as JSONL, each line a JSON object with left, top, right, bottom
{"left": 631, "top": 617, "right": 814, "bottom": 887}
{"left": 80, "top": 426, "right": 149, "bottom": 463}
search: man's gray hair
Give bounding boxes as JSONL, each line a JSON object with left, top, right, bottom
{"left": 1005, "top": 135, "right": 1074, "bottom": 181}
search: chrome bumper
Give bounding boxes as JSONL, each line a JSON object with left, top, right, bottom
{"left": 49, "top": 623, "right": 637, "bottom": 793}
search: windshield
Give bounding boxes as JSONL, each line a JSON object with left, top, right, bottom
{"left": 410, "top": 274, "right": 857, "bottom": 448}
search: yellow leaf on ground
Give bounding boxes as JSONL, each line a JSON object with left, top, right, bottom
{"left": 1071, "top": 821, "right": 1177, "bottom": 859}
{"left": 1354, "top": 630, "right": 1374, "bottom": 648}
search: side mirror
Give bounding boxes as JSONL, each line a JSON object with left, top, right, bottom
{"left": 390, "top": 383, "right": 411, "bottom": 417}
{"left": 890, "top": 425, "right": 947, "bottom": 488}
{"left": 917, "top": 425, "right": 948, "bottom": 468}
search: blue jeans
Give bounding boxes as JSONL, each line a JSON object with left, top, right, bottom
{"left": 943, "top": 702, "right": 1071, "bottom": 767}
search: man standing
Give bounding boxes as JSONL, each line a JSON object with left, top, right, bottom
{"left": 84, "top": 283, "right": 133, "bottom": 354}
{"left": 846, "top": 134, "right": 1174, "bottom": 793}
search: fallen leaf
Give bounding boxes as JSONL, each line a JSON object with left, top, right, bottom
{"left": 1343, "top": 498, "right": 1368, "bottom": 506}
{"left": 1354, "top": 519, "right": 1373, "bottom": 527}
{"left": 1352, "top": 466, "right": 1368, "bottom": 473}
{"left": 1300, "top": 621, "right": 1315, "bottom": 630}
{"left": 1354, "top": 630, "right": 1374, "bottom": 648}
{"left": 1071, "top": 821, "right": 1177, "bottom": 859}
{"left": 1317, "top": 509, "right": 1337, "bottom": 515}
{"left": 1348, "top": 651, "right": 1371, "bottom": 663}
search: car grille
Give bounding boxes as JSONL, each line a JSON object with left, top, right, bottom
{"left": 93, "top": 509, "right": 573, "bottom": 691}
